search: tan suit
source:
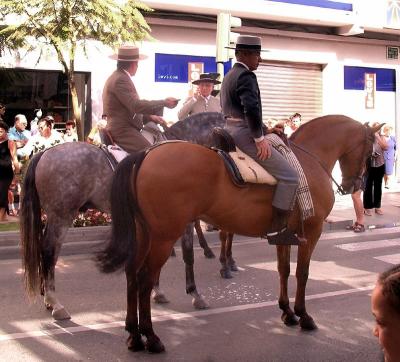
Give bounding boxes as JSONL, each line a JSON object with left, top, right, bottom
{"left": 177, "top": 96, "right": 221, "bottom": 121}
{"left": 102, "top": 69, "right": 165, "bottom": 153}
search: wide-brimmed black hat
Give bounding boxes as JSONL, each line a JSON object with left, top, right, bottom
{"left": 109, "top": 45, "right": 147, "bottom": 61}
{"left": 192, "top": 73, "right": 221, "bottom": 85}
{"left": 227, "top": 35, "right": 268, "bottom": 52}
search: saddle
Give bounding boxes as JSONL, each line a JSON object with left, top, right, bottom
{"left": 210, "top": 128, "right": 277, "bottom": 187}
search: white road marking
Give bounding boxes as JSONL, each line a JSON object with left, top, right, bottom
{"left": 336, "top": 239, "right": 400, "bottom": 251}
{"left": 374, "top": 253, "right": 400, "bottom": 265}
{"left": 0, "top": 285, "right": 373, "bottom": 342}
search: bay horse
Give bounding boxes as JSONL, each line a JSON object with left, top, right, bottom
{"left": 20, "top": 112, "right": 225, "bottom": 320}
{"left": 96, "top": 115, "right": 379, "bottom": 353}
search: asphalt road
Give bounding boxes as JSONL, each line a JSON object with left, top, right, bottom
{"left": 1, "top": 228, "right": 399, "bottom": 361}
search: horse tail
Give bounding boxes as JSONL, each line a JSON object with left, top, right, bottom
{"left": 96, "top": 151, "right": 148, "bottom": 273}
{"left": 20, "top": 151, "right": 45, "bottom": 297}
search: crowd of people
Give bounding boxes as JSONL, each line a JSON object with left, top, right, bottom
{"left": 0, "top": 105, "right": 78, "bottom": 221}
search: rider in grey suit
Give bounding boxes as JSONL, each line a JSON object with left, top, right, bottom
{"left": 103, "top": 45, "right": 179, "bottom": 153}
{"left": 220, "top": 35, "right": 301, "bottom": 245}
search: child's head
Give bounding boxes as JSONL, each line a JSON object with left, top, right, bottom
{"left": 371, "top": 264, "right": 400, "bottom": 362}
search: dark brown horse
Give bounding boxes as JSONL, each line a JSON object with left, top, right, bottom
{"left": 97, "top": 115, "right": 379, "bottom": 353}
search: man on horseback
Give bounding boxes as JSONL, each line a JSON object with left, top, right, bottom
{"left": 103, "top": 45, "right": 180, "bottom": 153}
{"left": 220, "top": 35, "right": 301, "bottom": 245}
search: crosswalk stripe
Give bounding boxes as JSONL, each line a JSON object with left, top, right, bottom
{"left": 374, "top": 253, "right": 400, "bottom": 265}
{"left": 335, "top": 239, "right": 400, "bottom": 251}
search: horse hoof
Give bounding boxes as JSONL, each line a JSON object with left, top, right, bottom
{"left": 204, "top": 249, "right": 216, "bottom": 259}
{"left": 281, "top": 312, "right": 299, "bottom": 326}
{"left": 152, "top": 290, "right": 170, "bottom": 304}
{"left": 220, "top": 268, "right": 233, "bottom": 279}
{"left": 127, "top": 335, "right": 145, "bottom": 351}
{"left": 45, "top": 303, "right": 53, "bottom": 310}
{"left": 146, "top": 335, "right": 165, "bottom": 353}
{"left": 229, "top": 262, "right": 239, "bottom": 272}
{"left": 300, "top": 315, "right": 318, "bottom": 331}
{"left": 192, "top": 296, "right": 209, "bottom": 310}
{"left": 52, "top": 307, "right": 71, "bottom": 320}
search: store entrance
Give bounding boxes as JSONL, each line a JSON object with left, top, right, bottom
{"left": 0, "top": 68, "right": 91, "bottom": 135}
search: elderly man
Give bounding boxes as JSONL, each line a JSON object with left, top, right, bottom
{"left": 220, "top": 35, "right": 300, "bottom": 246}
{"left": 103, "top": 45, "right": 179, "bottom": 153}
{"left": 177, "top": 73, "right": 222, "bottom": 121}
{"left": 18, "top": 116, "right": 64, "bottom": 157}
{"left": 8, "top": 114, "right": 31, "bottom": 149}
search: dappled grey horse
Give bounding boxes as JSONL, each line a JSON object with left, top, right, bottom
{"left": 20, "top": 112, "right": 224, "bottom": 320}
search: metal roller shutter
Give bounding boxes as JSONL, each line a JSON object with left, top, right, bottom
{"left": 255, "top": 61, "right": 323, "bottom": 124}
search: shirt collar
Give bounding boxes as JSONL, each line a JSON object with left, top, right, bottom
{"left": 235, "top": 61, "right": 250, "bottom": 71}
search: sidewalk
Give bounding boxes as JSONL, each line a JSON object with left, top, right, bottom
{"left": 325, "top": 182, "right": 400, "bottom": 232}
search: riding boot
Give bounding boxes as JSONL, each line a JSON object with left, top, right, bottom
{"left": 265, "top": 207, "right": 302, "bottom": 246}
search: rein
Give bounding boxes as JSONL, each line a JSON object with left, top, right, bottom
{"left": 289, "top": 126, "right": 368, "bottom": 196}
{"left": 288, "top": 141, "right": 347, "bottom": 195}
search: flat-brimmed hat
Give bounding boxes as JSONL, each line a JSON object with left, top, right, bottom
{"left": 192, "top": 73, "right": 221, "bottom": 85}
{"left": 227, "top": 35, "right": 268, "bottom": 52}
{"left": 109, "top": 45, "right": 147, "bottom": 61}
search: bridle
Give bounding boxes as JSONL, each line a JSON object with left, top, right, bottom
{"left": 289, "top": 126, "right": 370, "bottom": 196}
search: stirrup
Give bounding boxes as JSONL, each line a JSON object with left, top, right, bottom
{"left": 265, "top": 228, "right": 303, "bottom": 246}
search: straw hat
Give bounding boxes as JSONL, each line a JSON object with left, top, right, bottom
{"left": 109, "top": 45, "right": 147, "bottom": 61}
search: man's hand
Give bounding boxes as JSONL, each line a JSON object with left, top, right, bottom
{"left": 164, "top": 97, "right": 180, "bottom": 109}
{"left": 255, "top": 138, "right": 271, "bottom": 161}
{"left": 149, "top": 115, "right": 168, "bottom": 128}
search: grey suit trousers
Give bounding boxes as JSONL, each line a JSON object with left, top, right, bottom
{"left": 226, "top": 124, "right": 299, "bottom": 210}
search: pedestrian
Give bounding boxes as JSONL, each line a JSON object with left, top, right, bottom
{"left": 363, "top": 122, "right": 387, "bottom": 215}
{"left": 0, "top": 121, "right": 20, "bottom": 221}
{"left": 103, "top": 45, "right": 179, "bottom": 153}
{"left": 8, "top": 114, "right": 31, "bottom": 149}
{"left": 285, "top": 112, "right": 302, "bottom": 137}
{"left": 381, "top": 125, "right": 396, "bottom": 189}
{"left": 177, "top": 72, "right": 221, "bottom": 121}
{"left": 63, "top": 120, "right": 78, "bottom": 142}
{"left": 220, "top": 35, "right": 300, "bottom": 245}
{"left": 371, "top": 264, "right": 400, "bottom": 362}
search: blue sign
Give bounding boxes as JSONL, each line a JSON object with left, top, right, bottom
{"left": 344, "top": 66, "right": 396, "bottom": 92}
{"left": 155, "top": 53, "right": 231, "bottom": 83}
{"left": 267, "top": 0, "right": 353, "bottom": 11}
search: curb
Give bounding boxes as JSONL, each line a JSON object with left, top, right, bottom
{"left": 0, "top": 225, "right": 110, "bottom": 247}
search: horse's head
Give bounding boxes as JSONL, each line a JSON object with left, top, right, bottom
{"left": 338, "top": 122, "right": 383, "bottom": 195}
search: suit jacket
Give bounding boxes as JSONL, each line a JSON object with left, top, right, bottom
{"left": 177, "top": 96, "right": 221, "bottom": 121}
{"left": 102, "top": 69, "right": 165, "bottom": 153}
{"left": 220, "top": 63, "right": 263, "bottom": 139}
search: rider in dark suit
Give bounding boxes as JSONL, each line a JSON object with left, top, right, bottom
{"left": 103, "top": 45, "right": 179, "bottom": 153}
{"left": 220, "top": 35, "right": 301, "bottom": 245}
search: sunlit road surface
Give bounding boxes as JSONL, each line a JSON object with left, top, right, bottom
{"left": 0, "top": 230, "right": 393, "bottom": 362}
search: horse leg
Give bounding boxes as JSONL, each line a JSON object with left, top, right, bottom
{"left": 137, "top": 241, "right": 177, "bottom": 353}
{"left": 226, "top": 233, "right": 238, "bottom": 272}
{"left": 125, "top": 258, "right": 145, "bottom": 351}
{"left": 277, "top": 245, "right": 299, "bottom": 326}
{"left": 41, "top": 221, "right": 71, "bottom": 320}
{"left": 294, "top": 244, "right": 317, "bottom": 330}
{"left": 194, "top": 220, "right": 215, "bottom": 259}
{"left": 181, "top": 223, "right": 209, "bottom": 309}
{"left": 151, "top": 269, "right": 170, "bottom": 304}
{"left": 219, "top": 230, "right": 232, "bottom": 279}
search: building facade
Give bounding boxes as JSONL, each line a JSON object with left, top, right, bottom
{"left": 1, "top": 1, "right": 399, "bottom": 157}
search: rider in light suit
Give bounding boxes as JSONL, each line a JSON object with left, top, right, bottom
{"left": 220, "top": 35, "right": 301, "bottom": 245}
{"left": 177, "top": 73, "right": 222, "bottom": 121}
{"left": 103, "top": 45, "right": 179, "bottom": 153}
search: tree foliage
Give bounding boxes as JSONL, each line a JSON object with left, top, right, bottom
{"left": 0, "top": 0, "right": 153, "bottom": 139}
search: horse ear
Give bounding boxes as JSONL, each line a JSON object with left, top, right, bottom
{"left": 371, "top": 122, "right": 385, "bottom": 133}
{"left": 363, "top": 122, "right": 369, "bottom": 127}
